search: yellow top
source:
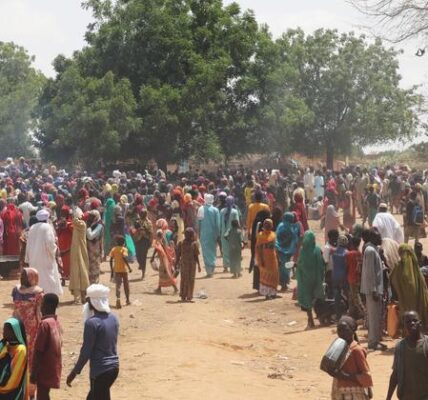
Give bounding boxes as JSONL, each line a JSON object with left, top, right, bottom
{"left": 0, "top": 344, "right": 28, "bottom": 396}
{"left": 246, "top": 202, "right": 270, "bottom": 234}
{"left": 109, "top": 246, "right": 129, "bottom": 273}
{"left": 244, "top": 187, "right": 253, "bottom": 206}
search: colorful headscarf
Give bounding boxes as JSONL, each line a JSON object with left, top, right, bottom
{"left": 156, "top": 218, "right": 169, "bottom": 231}
{"left": 3, "top": 317, "right": 26, "bottom": 345}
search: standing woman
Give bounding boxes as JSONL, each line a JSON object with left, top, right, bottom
{"left": 12, "top": 268, "right": 43, "bottom": 368}
{"left": 103, "top": 197, "right": 116, "bottom": 257}
{"left": 1, "top": 200, "right": 24, "bottom": 256}
{"left": 390, "top": 244, "right": 428, "bottom": 330}
{"left": 292, "top": 192, "right": 309, "bottom": 232}
{"left": 0, "top": 317, "right": 28, "bottom": 399}
{"left": 12, "top": 268, "right": 43, "bottom": 398}
{"left": 220, "top": 196, "right": 240, "bottom": 272}
{"left": 329, "top": 316, "right": 373, "bottom": 400}
{"left": 249, "top": 210, "right": 271, "bottom": 292}
{"left": 69, "top": 208, "right": 90, "bottom": 305}
{"left": 176, "top": 228, "right": 201, "bottom": 302}
{"left": 275, "top": 212, "right": 299, "bottom": 292}
{"left": 56, "top": 206, "right": 73, "bottom": 284}
{"left": 256, "top": 219, "right": 279, "bottom": 300}
{"left": 296, "top": 230, "right": 325, "bottom": 329}
{"left": 198, "top": 194, "right": 220, "bottom": 278}
{"left": 86, "top": 210, "right": 104, "bottom": 284}
{"left": 151, "top": 230, "right": 178, "bottom": 294}
{"left": 227, "top": 220, "right": 244, "bottom": 278}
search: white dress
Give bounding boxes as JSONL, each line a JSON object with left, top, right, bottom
{"left": 25, "top": 222, "right": 63, "bottom": 296}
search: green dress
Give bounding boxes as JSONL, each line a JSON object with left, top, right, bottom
{"left": 227, "top": 227, "right": 243, "bottom": 274}
{"left": 296, "top": 231, "right": 325, "bottom": 311}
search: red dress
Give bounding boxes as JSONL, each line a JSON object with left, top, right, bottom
{"left": 293, "top": 197, "right": 309, "bottom": 232}
{"left": 1, "top": 204, "right": 23, "bottom": 255}
{"left": 57, "top": 218, "right": 73, "bottom": 279}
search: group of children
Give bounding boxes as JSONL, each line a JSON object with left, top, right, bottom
{"left": 323, "top": 229, "right": 365, "bottom": 322}
{"left": 109, "top": 218, "right": 246, "bottom": 306}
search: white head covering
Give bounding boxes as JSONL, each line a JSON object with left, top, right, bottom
{"left": 74, "top": 207, "right": 83, "bottom": 219}
{"left": 89, "top": 209, "right": 101, "bottom": 223}
{"left": 204, "top": 193, "right": 214, "bottom": 206}
{"left": 86, "top": 284, "right": 111, "bottom": 313}
{"left": 36, "top": 209, "right": 50, "bottom": 222}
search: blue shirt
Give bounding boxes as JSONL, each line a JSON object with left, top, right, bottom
{"left": 73, "top": 312, "right": 119, "bottom": 378}
{"left": 332, "top": 247, "right": 348, "bottom": 284}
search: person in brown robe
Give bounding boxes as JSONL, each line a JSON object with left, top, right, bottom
{"left": 175, "top": 228, "right": 201, "bottom": 302}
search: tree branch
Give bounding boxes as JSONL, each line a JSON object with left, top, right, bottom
{"left": 348, "top": 0, "right": 428, "bottom": 43}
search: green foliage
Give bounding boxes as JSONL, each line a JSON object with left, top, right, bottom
{"left": 34, "top": 2, "right": 423, "bottom": 168}
{"left": 35, "top": 65, "right": 140, "bottom": 166}
{"left": 280, "top": 29, "right": 423, "bottom": 167}
{"left": 49, "top": 0, "right": 272, "bottom": 165}
{"left": 0, "top": 42, "right": 45, "bottom": 158}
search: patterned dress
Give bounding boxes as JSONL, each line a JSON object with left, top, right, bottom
{"left": 12, "top": 286, "right": 43, "bottom": 371}
{"left": 87, "top": 223, "right": 104, "bottom": 284}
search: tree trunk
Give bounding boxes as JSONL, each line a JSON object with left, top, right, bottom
{"left": 326, "top": 144, "right": 334, "bottom": 170}
{"left": 156, "top": 157, "right": 168, "bottom": 174}
{"left": 224, "top": 154, "right": 230, "bottom": 169}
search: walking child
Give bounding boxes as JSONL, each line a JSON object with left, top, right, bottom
{"left": 109, "top": 235, "right": 132, "bottom": 309}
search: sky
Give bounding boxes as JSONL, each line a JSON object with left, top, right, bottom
{"left": 1, "top": 0, "right": 426, "bottom": 92}
{"left": 0, "top": 0, "right": 426, "bottom": 153}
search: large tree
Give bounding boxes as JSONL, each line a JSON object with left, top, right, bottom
{"left": 76, "top": 0, "right": 267, "bottom": 168}
{"left": 35, "top": 63, "right": 140, "bottom": 167}
{"left": 280, "top": 29, "right": 423, "bottom": 168}
{"left": 0, "top": 42, "right": 44, "bottom": 158}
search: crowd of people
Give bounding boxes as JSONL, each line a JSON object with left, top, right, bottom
{"left": 1, "top": 157, "right": 428, "bottom": 399}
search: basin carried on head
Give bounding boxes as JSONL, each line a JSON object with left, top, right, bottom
{"left": 0, "top": 255, "right": 20, "bottom": 278}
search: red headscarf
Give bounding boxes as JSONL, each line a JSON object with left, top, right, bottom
{"left": 60, "top": 205, "right": 72, "bottom": 219}
{"left": 293, "top": 193, "right": 309, "bottom": 232}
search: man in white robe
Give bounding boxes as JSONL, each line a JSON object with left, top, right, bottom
{"left": 25, "top": 209, "right": 63, "bottom": 296}
{"left": 372, "top": 203, "right": 404, "bottom": 244}
{"left": 303, "top": 168, "right": 315, "bottom": 202}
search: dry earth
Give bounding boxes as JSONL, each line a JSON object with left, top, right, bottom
{"left": 0, "top": 217, "right": 413, "bottom": 400}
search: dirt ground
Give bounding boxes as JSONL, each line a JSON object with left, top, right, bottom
{"left": 0, "top": 217, "right": 413, "bottom": 400}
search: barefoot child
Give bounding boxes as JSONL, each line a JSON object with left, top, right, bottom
{"left": 176, "top": 228, "right": 201, "bottom": 302}
{"left": 109, "top": 235, "right": 133, "bottom": 308}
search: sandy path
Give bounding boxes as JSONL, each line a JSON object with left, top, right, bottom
{"left": 0, "top": 217, "right": 409, "bottom": 399}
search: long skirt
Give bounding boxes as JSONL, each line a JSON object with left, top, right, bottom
{"left": 221, "top": 235, "right": 230, "bottom": 268}
{"left": 278, "top": 253, "right": 291, "bottom": 287}
{"left": 180, "top": 263, "right": 196, "bottom": 300}
{"left": 331, "top": 379, "right": 369, "bottom": 400}
{"left": 88, "top": 239, "right": 102, "bottom": 284}
{"left": 259, "top": 265, "right": 279, "bottom": 297}
{"left": 159, "top": 259, "right": 176, "bottom": 288}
